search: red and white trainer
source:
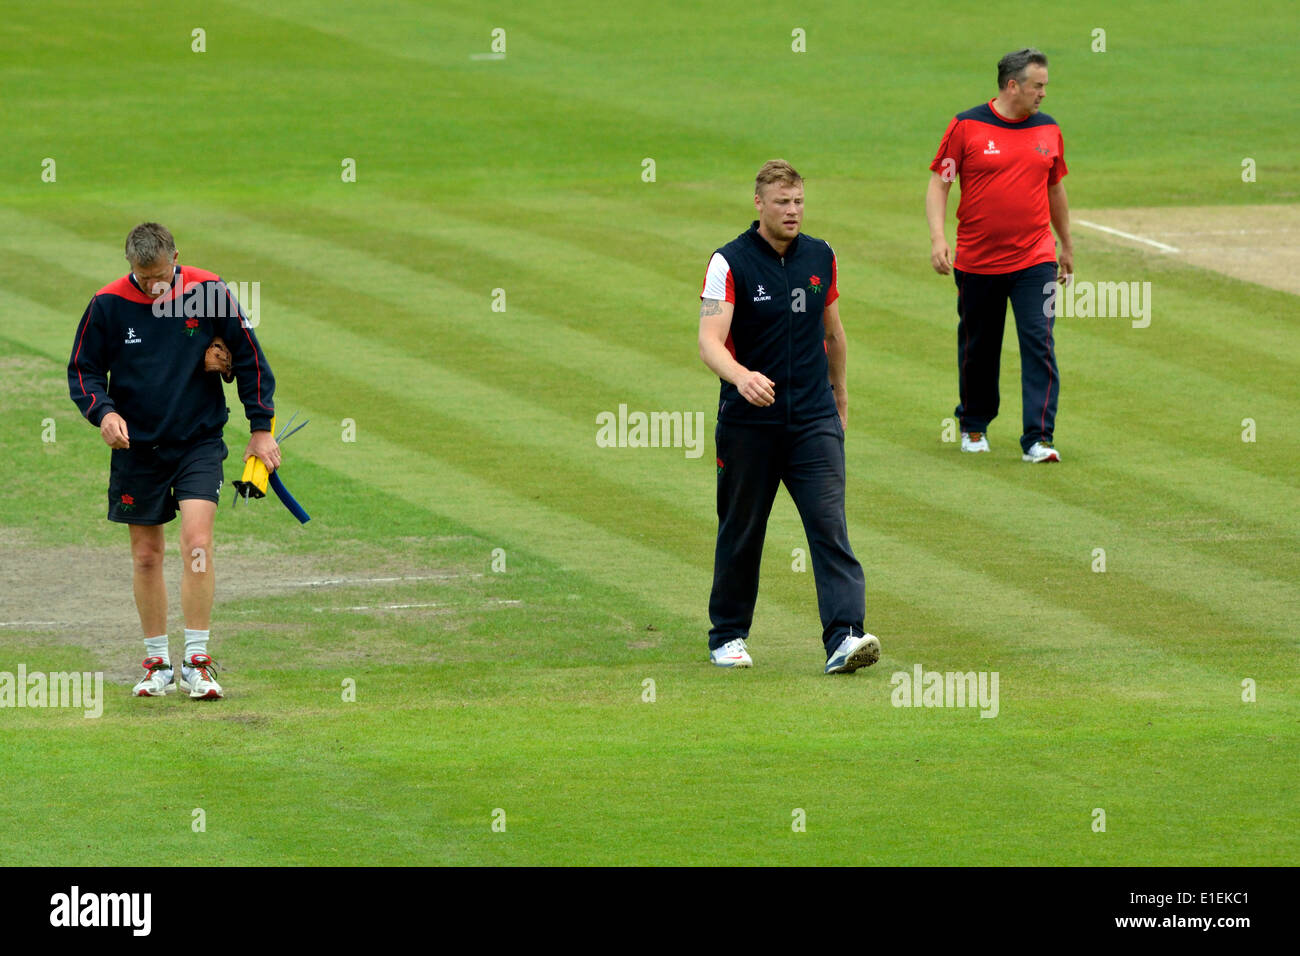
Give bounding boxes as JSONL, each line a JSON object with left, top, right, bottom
{"left": 132, "top": 656, "right": 175, "bottom": 697}
{"left": 1022, "top": 441, "right": 1061, "bottom": 463}
{"left": 710, "top": 638, "right": 753, "bottom": 668}
{"left": 179, "top": 653, "right": 224, "bottom": 700}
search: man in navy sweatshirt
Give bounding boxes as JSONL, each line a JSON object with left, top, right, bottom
{"left": 697, "top": 161, "right": 881, "bottom": 674}
{"left": 68, "top": 222, "right": 278, "bottom": 700}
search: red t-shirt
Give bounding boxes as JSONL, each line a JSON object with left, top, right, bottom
{"left": 929, "top": 100, "right": 1068, "bottom": 274}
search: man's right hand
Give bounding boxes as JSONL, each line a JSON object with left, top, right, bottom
{"left": 930, "top": 238, "right": 953, "bottom": 275}
{"left": 737, "top": 370, "right": 776, "bottom": 407}
{"left": 100, "top": 411, "right": 129, "bottom": 449}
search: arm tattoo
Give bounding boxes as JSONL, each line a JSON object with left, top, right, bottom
{"left": 700, "top": 298, "right": 723, "bottom": 317}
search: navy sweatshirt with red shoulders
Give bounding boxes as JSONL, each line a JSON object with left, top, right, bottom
{"left": 68, "top": 265, "right": 275, "bottom": 444}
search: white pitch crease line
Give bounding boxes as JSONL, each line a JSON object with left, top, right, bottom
{"left": 315, "top": 603, "right": 442, "bottom": 612}
{"left": 285, "top": 574, "right": 480, "bottom": 587}
{"left": 312, "top": 600, "right": 521, "bottom": 612}
{"left": 1076, "top": 219, "right": 1181, "bottom": 253}
{"left": 469, "top": 53, "right": 505, "bottom": 60}
{"left": 1160, "top": 228, "right": 1296, "bottom": 236}
{"left": 343, "top": 606, "right": 439, "bottom": 613}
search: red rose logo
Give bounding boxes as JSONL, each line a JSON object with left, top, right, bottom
{"left": 810, "top": 276, "right": 821, "bottom": 286}
{"left": 121, "top": 494, "right": 135, "bottom": 505}
{"left": 185, "top": 319, "right": 199, "bottom": 328}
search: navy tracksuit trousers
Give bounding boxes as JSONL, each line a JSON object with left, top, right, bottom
{"left": 708, "top": 415, "right": 866, "bottom": 658}
{"left": 953, "top": 261, "right": 1060, "bottom": 453}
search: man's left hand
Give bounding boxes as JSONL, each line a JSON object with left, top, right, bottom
{"left": 244, "top": 430, "right": 281, "bottom": 471}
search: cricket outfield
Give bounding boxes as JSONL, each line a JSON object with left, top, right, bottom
{"left": 0, "top": 1, "right": 1295, "bottom": 866}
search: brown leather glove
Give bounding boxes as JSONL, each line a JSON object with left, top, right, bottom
{"left": 204, "top": 337, "right": 234, "bottom": 383}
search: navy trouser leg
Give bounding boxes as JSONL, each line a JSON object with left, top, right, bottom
{"left": 708, "top": 422, "right": 783, "bottom": 650}
{"left": 1008, "top": 262, "right": 1061, "bottom": 452}
{"left": 953, "top": 268, "right": 1010, "bottom": 434}
{"left": 782, "top": 416, "right": 866, "bottom": 657}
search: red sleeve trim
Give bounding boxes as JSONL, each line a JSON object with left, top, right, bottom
{"left": 701, "top": 252, "right": 734, "bottom": 303}
{"left": 73, "top": 298, "right": 98, "bottom": 412}
{"left": 226, "top": 285, "right": 273, "bottom": 413}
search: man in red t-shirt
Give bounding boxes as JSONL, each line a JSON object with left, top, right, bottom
{"left": 925, "top": 47, "right": 1074, "bottom": 463}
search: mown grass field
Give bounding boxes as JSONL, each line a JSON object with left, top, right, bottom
{"left": 0, "top": 1, "right": 1296, "bottom": 865}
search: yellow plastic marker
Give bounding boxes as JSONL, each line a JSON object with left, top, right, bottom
{"left": 233, "top": 415, "right": 274, "bottom": 500}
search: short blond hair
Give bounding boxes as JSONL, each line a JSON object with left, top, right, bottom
{"left": 755, "top": 159, "right": 802, "bottom": 196}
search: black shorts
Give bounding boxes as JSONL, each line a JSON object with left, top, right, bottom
{"left": 108, "top": 434, "right": 228, "bottom": 525}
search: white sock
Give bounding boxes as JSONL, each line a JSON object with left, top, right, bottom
{"left": 184, "top": 629, "right": 210, "bottom": 665}
{"left": 144, "top": 635, "right": 170, "bottom": 668}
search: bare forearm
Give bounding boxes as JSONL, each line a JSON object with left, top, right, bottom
{"left": 699, "top": 336, "right": 749, "bottom": 386}
{"left": 1049, "top": 185, "right": 1072, "bottom": 250}
{"left": 926, "top": 176, "right": 951, "bottom": 241}
{"left": 827, "top": 335, "right": 847, "bottom": 403}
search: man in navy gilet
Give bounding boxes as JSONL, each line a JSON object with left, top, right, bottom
{"left": 697, "top": 160, "right": 881, "bottom": 674}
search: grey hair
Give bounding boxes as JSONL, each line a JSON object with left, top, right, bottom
{"left": 124, "top": 222, "right": 176, "bottom": 267}
{"left": 997, "top": 48, "right": 1048, "bottom": 89}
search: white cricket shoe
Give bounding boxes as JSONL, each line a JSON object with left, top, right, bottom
{"left": 961, "top": 431, "right": 990, "bottom": 453}
{"left": 132, "top": 656, "right": 175, "bottom": 697}
{"left": 179, "top": 652, "right": 224, "bottom": 700}
{"left": 1022, "top": 441, "right": 1061, "bottom": 463}
{"left": 825, "top": 630, "right": 881, "bottom": 674}
{"left": 710, "top": 639, "right": 753, "bottom": 668}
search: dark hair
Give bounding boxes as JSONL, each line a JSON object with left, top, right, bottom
{"left": 997, "top": 48, "right": 1048, "bottom": 89}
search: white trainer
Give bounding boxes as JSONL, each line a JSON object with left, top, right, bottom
{"left": 179, "top": 652, "right": 224, "bottom": 700}
{"left": 710, "top": 639, "right": 753, "bottom": 668}
{"left": 825, "top": 630, "right": 881, "bottom": 674}
{"left": 1022, "top": 441, "right": 1061, "bottom": 463}
{"left": 961, "top": 431, "right": 990, "bottom": 453}
{"left": 132, "top": 656, "right": 175, "bottom": 697}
